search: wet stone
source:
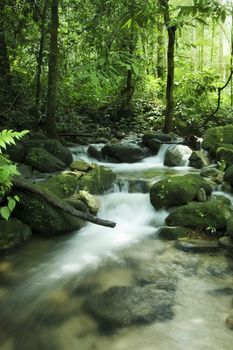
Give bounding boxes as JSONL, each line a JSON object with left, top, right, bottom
{"left": 226, "top": 310, "right": 233, "bottom": 330}
{"left": 157, "top": 226, "right": 188, "bottom": 240}
{"left": 207, "top": 287, "right": 233, "bottom": 296}
{"left": 175, "top": 238, "right": 220, "bottom": 253}
{"left": 85, "top": 284, "right": 175, "bottom": 329}
{"left": 219, "top": 236, "right": 233, "bottom": 250}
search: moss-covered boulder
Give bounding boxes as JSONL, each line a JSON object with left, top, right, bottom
{"left": 40, "top": 173, "right": 79, "bottom": 198}
{"left": 70, "top": 160, "right": 91, "bottom": 172}
{"left": 165, "top": 199, "right": 232, "bottom": 232}
{"left": 150, "top": 174, "right": 212, "bottom": 210}
{"left": 200, "top": 166, "right": 224, "bottom": 184}
{"left": 223, "top": 165, "right": 233, "bottom": 186}
{"left": 226, "top": 216, "right": 233, "bottom": 239}
{"left": 77, "top": 190, "right": 99, "bottom": 214}
{"left": 25, "top": 147, "right": 66, "bottom": 173}
{"left": 202, "top": 125, "right": 233, "bottom": 155}
{"left": 77, "top": 164, "right": 116, "bottom": 194}
{"left": 216, "top": 144, "right": 233, "bottom": 168}
{"left": 0, "top": 219, "right": 32, "bottom": 251}
{"left": 189, "top": 151, "right": 210, "bottom": 169}
{"left": 14, "top": 175, "right": 84, "bottom": 235}
{"left": 44, "top": 139, "right": 73, "bottom": 166}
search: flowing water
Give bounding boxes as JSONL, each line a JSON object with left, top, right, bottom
{"left": 0, "top": 144, "right": 233, "bottom": 350}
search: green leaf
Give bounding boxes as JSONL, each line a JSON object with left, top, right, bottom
{"left": 7, "top": 197, "right": 16, "bottom": 212}
{"left": 0, "top": 206, "right": 11, "bottom": 220}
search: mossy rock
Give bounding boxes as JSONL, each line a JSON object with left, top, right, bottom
{"left": 64, "top": 197, "right": 88, "bottom": 213}
{"left": 44, "top": 139, "right": 73, "bottom": 166}
{"left": 165, "top": 199, "right": 232, "bottom": 231}
{"left": 0, "top": 219, "right": 32, "bottom": 251}
{"left": 202, "top": 126, "right": 233, "bottom": 155}
{"left": 15, "top": 190, "right": 83, "bottom": 235}
{"left": 157, "top": 226, "right": 189, "bottom": 240}
{"left": 223, "top": 165, "right": 233, "bottom": 186}
{"left": 150, "top": 174, "right": 212, "bottom": 210}
{"left": 14, "top": 175, "right": 84, "bottom": 235}
{"left": 70, "top": 160, "right": 91, "bottom": 172}
{"left": 200, "top": 166, "right": 224, "bottom": 184}
{"left": 216, "top": 146, "right": 233, "bottom": 169}
{"left": 189, "top": 151, "right": 210, "bottom": 169}
{"left": 39, "top": 173, "right": 79, "bottom": 199}
{"left": 225, "top": 216, "right": 233, "bottom": 239}
{"left": 25, "top": 147, "right": 66, "bottom": 173}
{"left": 77, "top": 164, "right": 116, "bottom": 194}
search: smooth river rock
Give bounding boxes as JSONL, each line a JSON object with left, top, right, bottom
{"left": 85, "top": 284, "right": 175, "bottom": 328}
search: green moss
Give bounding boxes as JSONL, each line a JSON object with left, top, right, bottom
{"left": 202, "top": 126, "right": 233, "bottom": 154}
{"left": 165, "top": 199, "right": 232, "bottom": 231}
{"left": 25, "top": 147, "right": 65, "bottom": 172}
{"left": 15, "top": 191, "right": 83, "bottom": 235}
{"left": 150, "top": 174, "right": 212, "bottom": 210}
{"left": 38, "top": 173, "right": 79, "bottom": 199}
{"left": 0, "top": 219, "right": 32, "bottom": 250}
{"left": 216, "top": 146, "right": 233, "bottom": 168}
{"left": 77, "top": 165, "right": 116, "bottom": 194}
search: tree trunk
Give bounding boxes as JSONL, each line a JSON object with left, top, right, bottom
{"left": 157, "top": 19, "right": 165, "bottom": 80}
{"left": 210, "top": 20, "right": 215, "bottom": 64}
{"left": 199, "top": 23, "right": 205, "bottom": 71}
{"left": 0, "top": 3, "right": 11, "bottom": 88}
{"left": 35, "top": 1, "right": 48, "bottom": 120}
{"left": 163, "top": 25, "right": 176, "bottom": 133}
{"left": 12, "top": 178, "right": 116, "bottom": 228}
{"left": 219, "top": 25, "right": 224, "bottom": 79}
{"left": 158, "top": 0, "right": 176, "bottom": 133}
{"left": 46, "top": 0, "right": 59, "bottom": 138}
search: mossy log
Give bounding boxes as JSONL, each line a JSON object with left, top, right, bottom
{"left": 12, "top": 178, "right": 116, "bottom": 228}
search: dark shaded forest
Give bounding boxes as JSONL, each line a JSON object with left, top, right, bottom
{"left": 0, "top": 0, "right": 232, "bottom": 138}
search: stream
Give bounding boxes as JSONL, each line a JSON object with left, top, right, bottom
{"left": 0, "top": 144, "right": 233, "bottom": 350}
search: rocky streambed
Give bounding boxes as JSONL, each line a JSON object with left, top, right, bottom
{"left": 1, "top": 126, "right": 233, "bottom": 349}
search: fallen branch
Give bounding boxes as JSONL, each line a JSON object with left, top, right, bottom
{"left": 12, "top": 178, "right": 116, "bottom": 228}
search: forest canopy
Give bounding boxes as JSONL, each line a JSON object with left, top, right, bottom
{"left": 0, "top": 0, "right": 232, "bottom": 136}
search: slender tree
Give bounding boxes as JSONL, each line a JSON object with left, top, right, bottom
{"left": 158, "top": 0, "right": 176, "bottom": 133}
{"left": 35, "top": 0, "right": 49, "bottom": 120}
{"left": 47, "top": 0, "right": 59, "bottom": 137}
{"left": 0, "top": 1, "right": 11, "bottom": 89}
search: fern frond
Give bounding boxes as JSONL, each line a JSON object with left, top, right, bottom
{"left": 0, "top": 129, "right": 29, "bottom": 153}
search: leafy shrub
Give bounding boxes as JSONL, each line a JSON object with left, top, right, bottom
{"left": 0, "top": 129, "right": 28, "bottom": 220}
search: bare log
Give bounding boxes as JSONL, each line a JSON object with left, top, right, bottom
{"left": 12, "top": 178, "right": 116, "bottom": 228}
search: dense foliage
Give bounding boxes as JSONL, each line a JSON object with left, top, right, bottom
{"left": 0, "top": 0, "right": 232, "bottom": 136}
